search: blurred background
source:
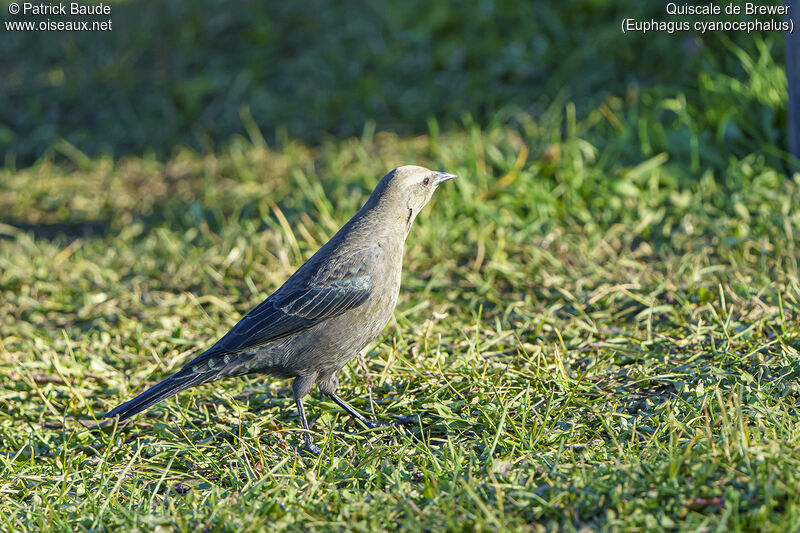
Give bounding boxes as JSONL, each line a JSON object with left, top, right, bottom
{"left": 0, "top": 0, "right": 789, "bottom": 166}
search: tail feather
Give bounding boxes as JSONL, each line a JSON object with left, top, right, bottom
{"left": 105, "top": 372, "right": 208, "bottom": 422}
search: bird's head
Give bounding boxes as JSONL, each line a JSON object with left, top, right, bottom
{"left": 368, "top": 165, "right": 456, "bottom": 232}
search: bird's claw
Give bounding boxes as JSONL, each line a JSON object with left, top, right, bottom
{"left": 362, "top": 419, "right": 387, "bottom": 429}
{"left": 300, "top": 438, "right": 322, "bottom": 456}
{"left": 301, "top": 443, "right": 321, "bottom": 455}
{"left": 361, "top": 414, "right": 419, "bottom": 430}
{"left": 392, "top": 414, "right": 420, "bottom": 426}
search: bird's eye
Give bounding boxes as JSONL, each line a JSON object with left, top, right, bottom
{"left": 423, "top": 176, "right": 430, "bottom": 186}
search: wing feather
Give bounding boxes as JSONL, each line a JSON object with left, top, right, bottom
{"left": 184, "top": 246, "right": 383, "bottom": 367}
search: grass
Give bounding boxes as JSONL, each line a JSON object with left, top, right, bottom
{"left": 2, "top": 98, "right": 800, "bottom": 530}
{"left": 2, "top": 3, "right": 799, "bottom": 531}
{"left": 0, "top": 0, "right": 788, "bottom": 164}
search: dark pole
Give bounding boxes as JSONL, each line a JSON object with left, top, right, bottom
{"left": 789, "top": 1, "right": 799, "bottom": 169}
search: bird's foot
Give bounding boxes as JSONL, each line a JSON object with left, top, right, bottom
{"left": 300, "top": 437, "right": 321, "bottom": 456}
{"left": 392, "top": 414, "right": 420, "bottom": 426}
{"left": 360, "top": 414, "right": 419, "bottom": 430}
{"left": 301, "top": 442, "right": 321, "bottom": 455}
{"left": 362, "top": 419, "right": 388, "bottom": 429}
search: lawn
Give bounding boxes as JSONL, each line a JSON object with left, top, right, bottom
{"left": 1, "top": 2, "right": 799, "bottom": 531}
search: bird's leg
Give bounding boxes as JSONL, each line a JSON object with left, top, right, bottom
{"left": 295, "top": 395, "right": 321, "bottom": 454}
{"left": 293, "top": 376, "right": 320, "bottom": 455}
{"left": 327, "top": 391, "right": 386, "bottom": 429}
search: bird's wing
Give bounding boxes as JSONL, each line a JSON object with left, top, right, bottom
{"left": 192, "top": 246, "right": 383, "bottom": 361}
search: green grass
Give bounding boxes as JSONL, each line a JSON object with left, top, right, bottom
{"left": 2, "top": 95, "right": 800, "bottom": 530}
{"left": 0, "top": 0, "right": 788, "bottom": 164}
{"left": 2, "top": 3, "right": 799, "bottom": 530}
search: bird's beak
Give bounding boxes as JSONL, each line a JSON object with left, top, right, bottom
{"left": 433, "top": 172, "right": 457, "bottom": 185}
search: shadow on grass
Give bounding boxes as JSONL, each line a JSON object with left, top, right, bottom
{"left": 2, "top": 0, "right": 701, "bottom": 164}
{"left": 0, "top": 219, "right": 111, "bottom": 241}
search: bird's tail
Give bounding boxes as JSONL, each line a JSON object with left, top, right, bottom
{"left": 105, "top": 371, "right": 208, "bottom": 422}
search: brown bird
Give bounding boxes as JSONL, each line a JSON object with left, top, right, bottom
{"left": 106, "top": 165, "right": 456, "bottom": 453}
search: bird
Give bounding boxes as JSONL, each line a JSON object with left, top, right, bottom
{"left": 106, "top": 165, "right": 456, "bottom": 453}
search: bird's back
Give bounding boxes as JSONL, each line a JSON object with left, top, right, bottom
{"left": 183, "top": 206, "right": 405, "bottom": 379}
